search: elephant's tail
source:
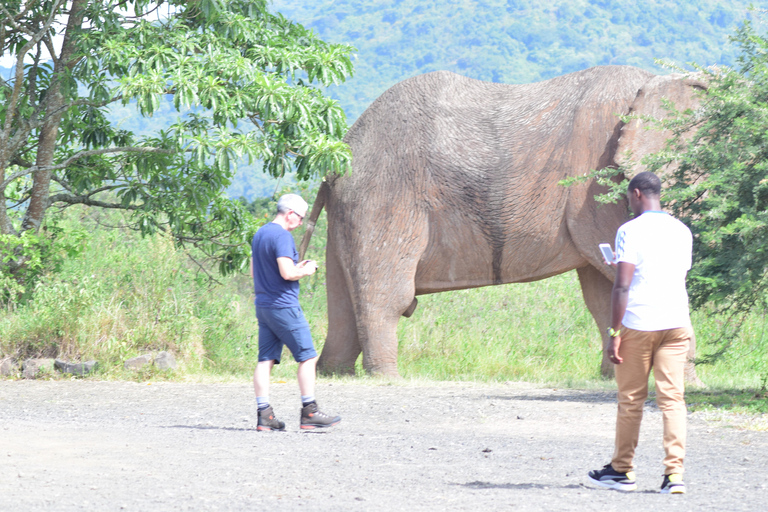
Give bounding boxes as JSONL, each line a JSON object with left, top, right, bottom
{"left": 298, "top": 180, "right": 329, "bottom": 260}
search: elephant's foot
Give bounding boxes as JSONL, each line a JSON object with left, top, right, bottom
{"left": 601, "top": 360, "right": 615, "bottom": 379}
{"left": 684, "top": 361, "right": 706, "bottom": 388}
{"left": 363, "top": 361, "right": 401, "bottom": 378}
{"left": 317, "top": 355, "right": 357, "bottom": 377}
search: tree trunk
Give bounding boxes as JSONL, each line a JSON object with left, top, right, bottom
{"left": 21, "top": 0, "right": 87, "bottom": 232}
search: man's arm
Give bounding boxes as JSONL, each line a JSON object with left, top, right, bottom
{"left": 607, "top": 261, "right": 635, "bottom": 365}
{"left": 277, "top": 257, "right": 317, "bottom": 281}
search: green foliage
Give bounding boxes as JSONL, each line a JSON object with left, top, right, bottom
{"left": 640, "top": 14, "right": 768, "bottom": 335}
{"left": 0, "top": 0, "right": 355, "bottom": 292}
{"left": 558, "top": 164, "right": 630, "bottom": 205}
{"left": 0, "top": 217, "right": 88, "bottom": 305}
{"left": 0, "top": 206, "right": 252, "bottom": 370}
{"left": 686, "top": 389, "right": 768, "bottom": 415}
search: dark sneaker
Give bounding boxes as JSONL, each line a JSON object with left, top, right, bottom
{"left": 257, "top": 406, "right": 285, "bottom": 431}
{"left": 587, "top": 463, "right": 638, "bottom": 491}
{"left": 660, "top": 474, "right": 686, "bottom": 494}
{"left": 300, "top": 402, "right": 341, "bottom": 430}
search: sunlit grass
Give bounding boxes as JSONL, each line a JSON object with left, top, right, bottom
{"left": 395, "top": 274, "right": 602, "bottom": 383}
{"left": 1, "top": 207, "right": 766, "bottom": 417}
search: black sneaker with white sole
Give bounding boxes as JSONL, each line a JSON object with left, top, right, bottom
{"left": 660, "top": 474, "right": 686, "bottom": 494}
{"left": 587, "top": 463, "right": 638, "bottom": 491}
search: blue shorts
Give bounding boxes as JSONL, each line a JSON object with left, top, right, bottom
{"left": 256, "top": 307, "right": 317, "bottom": 364}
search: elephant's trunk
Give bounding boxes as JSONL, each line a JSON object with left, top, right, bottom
{"left": 298, "top": 180, "right": 329, "bottom": 260}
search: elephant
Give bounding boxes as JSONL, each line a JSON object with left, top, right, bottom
{"left": 299, "top": 65, "right": 704, "bottom": 380}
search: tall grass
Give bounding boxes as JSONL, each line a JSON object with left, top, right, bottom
{"left": 0, "top": 215, "right": 256, "bottom": 377}
{"left": 1, "top": 205, "right": 766, "bottom": 401}
{"left": 396, "top": 275, "right": 601, "bottom": 384}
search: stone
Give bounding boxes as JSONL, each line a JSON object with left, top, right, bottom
{"left": 124, "top": 354, "right": 152, "bottom": 370}
{"left": 21, "top": 358, "right": 55, "bottom": 379}
{"left": 154, "top": 351, "right": 176, "bottom": 370}
{"left": 0, "top": 357, "right": 18, "bottom": 377}
{"left": 54, "top": 359, "right": 98, "bottom": 376}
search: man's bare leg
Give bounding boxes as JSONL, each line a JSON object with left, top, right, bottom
{"left": 297, "top": 356, "right": 318, "bottom": 398}
{"left": 254, "top": 360, "right": 275, "bottom": 399}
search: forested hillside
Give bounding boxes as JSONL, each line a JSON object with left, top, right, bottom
{"left": 247, "top": 0, "right": 754, "bottom": 196}
{"left": 3, "top": 1, "right": 751, "bottom": 199}
{"left": 270, "top": 0, "right": 753, "bottom": 120}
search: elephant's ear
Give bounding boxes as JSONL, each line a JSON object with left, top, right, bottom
{"left": 615, "top": 73, "right": 707, "bottom": 176}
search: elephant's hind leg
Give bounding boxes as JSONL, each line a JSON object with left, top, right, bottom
{"left": 577, "top": 265, "right": 702, "bottom": 384}
{"left": 317, "top": 236, "right": 361, "bottom": 376}
{"left": 576, "top": 265, "right": 615, "bottom": 378}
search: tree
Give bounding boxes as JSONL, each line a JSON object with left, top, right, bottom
{"left": 0, "top": 0, "right": 354, "bottom": 300}
{"left": 633, "top": 11, "right": 768, "bottom": 356}
{"left": 560, "top": 11, "right": 768, "bottom": 360}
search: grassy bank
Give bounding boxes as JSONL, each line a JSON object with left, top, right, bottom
{"left": 1, "top": 207, "right": 766, "bottom": 413}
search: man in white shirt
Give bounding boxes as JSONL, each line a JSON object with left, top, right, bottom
{"left": 588, "top": 171, "right": 693, "bottom": 494}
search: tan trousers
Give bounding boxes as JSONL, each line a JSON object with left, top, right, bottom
{"left": 611, "top": 326, "right": 691, "bottom": 475}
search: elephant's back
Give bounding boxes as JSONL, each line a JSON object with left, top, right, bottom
{"left": 339, "top": 66, "right": 653, "bottom": 214}
{"left": 334, "top": 66, "right": 655, "bottom": 290}
{"left": 343, "top": 66, "right": 654, "bottom": 184}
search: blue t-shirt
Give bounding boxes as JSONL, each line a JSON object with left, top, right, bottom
{"left": 251, "top": 222, "right": 300, "bottom": 308}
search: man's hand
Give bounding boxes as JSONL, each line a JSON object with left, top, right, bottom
{"left": 607, "top": 335, "right": 623, "bottom": 365}
{"left": 277, "top": 257, "right": 318, "bottom": 280}
{"left": 297, "top": 259, "right": 318, "bottom": 276}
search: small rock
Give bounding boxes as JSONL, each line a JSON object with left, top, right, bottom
{"left": 54, "top": 359, "right": 98, "bottom": 376}
{"left": 124, "top": 354, "right": 152, "bottom": 370}
{"left": 0, "top": 357, "right": 18, "bottom": 377}
{"left": 154, "top": 351, "right": 176, "bottom": 370}
{"left": 21, "top": 358, "right": 55, "bottom": 379}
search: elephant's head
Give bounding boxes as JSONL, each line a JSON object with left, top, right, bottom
{"left": 615, "top": 73, "right": 707, "bottom": 175}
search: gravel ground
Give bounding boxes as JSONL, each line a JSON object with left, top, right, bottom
{"left": 1, "top": 379, "right": 766, "bottom": 511}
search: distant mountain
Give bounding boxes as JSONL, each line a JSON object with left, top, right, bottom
{"left": 271, "top": 0, "right": 753, "bottom": 120}
{"left": 5, "top": 1, "right": 754, "bottom": 199}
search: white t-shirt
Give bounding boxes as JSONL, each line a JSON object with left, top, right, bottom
{"left": 614, "top": 211, "right": 693, "bottom": 331}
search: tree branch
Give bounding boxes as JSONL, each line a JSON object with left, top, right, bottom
{"left": 51, "top": 174, "right": 73, "bottom": 192}
{"left": 72, "top": 94, "right": 125, "bottom": 109}
{"left": 185, "top": 252, "right": 224, "bottom": 285}
{"left": 175, "top": 234, "right": 246, "bottom": 249}
{"left": 0, "top": 0, "right": 66, "bottom": 147}
{"left": 1, "top": 146, "right": 174, "bottom": 190}
{"left": 47, "top": 192, "right": 140, "bottom": 210}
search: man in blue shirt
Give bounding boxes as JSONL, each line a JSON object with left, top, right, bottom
{"left": 250, "top": 193, "right": 340, "bottom": 431}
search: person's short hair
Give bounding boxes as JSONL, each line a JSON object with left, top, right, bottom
{"left": 628, "top": 171, "right": 661, "bottom": 197}
{"left": 276, "top": 193, "right": 308, "bottom": 215}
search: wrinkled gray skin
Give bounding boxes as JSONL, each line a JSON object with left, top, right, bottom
{"left": 302, "top": 66, "right": 703, "bottom": 379}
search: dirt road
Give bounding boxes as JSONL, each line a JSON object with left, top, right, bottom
{"left": 1, "top": 380, "right": 765, "bottom": 511}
